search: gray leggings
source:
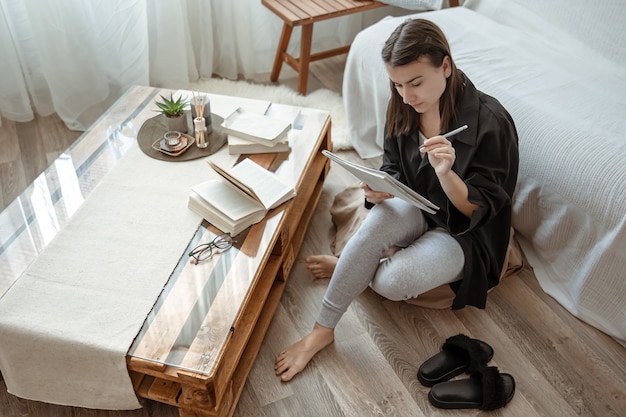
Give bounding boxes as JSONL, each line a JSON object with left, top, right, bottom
{"left": 317, "top": 197, "right": 464, "bottom": 329}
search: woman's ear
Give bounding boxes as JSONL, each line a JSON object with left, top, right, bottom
{"left": 443, "top": 56, "right": 452, "bottom": 78}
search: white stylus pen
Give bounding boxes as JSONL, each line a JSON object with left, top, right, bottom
{"left": 418, "top": 124, "right": 468, "bottom": 149}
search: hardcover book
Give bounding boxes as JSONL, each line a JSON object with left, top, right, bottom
{"left": 221, "top": 107, "right": 291, "bottom": 147}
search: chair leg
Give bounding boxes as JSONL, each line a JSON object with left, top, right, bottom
{"left": 271, "top": 23, "right": 293, "bottom": 82}
{"left": 297, "top": 23, "right": 313, "bottom": 95}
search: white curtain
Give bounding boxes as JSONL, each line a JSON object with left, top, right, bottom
{"left": 0, "top": 0, "right": 413, "bottom": 131}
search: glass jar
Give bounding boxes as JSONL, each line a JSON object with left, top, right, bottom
{"left": 194, "top": 117, "right": 209, "bottom": 149}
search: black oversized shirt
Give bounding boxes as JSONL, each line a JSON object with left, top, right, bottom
{"left": 381, "top": 73, "right": 519, "bottom": 309}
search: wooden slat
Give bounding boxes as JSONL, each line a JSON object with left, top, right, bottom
{"left": 127, "top": 356, "right": 167, "bottom": 373}
{"left": 314, "top": 0, "right": 349, "bottom": 15}
{"left": 147, "top": 378, "right": 181, "bottom": 406}
{"left": 247, "top": 152, "right": 276, "bottom": 169}
{"left": 309, "top": 45, "right": 351, "bottom": 62}
{"left": 295, "top": 1, "right": 327, "bottom": 19}
{"left": 225, "top": 278, "right": 288, "bottom": 417}
{"left": 262, "top": 0, "right": 386, "bottom": 25}
{"left": 262, "top": 0, "right": 308, "bottom": 24}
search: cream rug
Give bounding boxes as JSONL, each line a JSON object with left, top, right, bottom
{"left": 188, "top": 78, "right": 351, "bottom": 150}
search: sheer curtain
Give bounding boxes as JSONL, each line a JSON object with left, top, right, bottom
{"left": 0, "top": 0, "right": 409, "bottom": 131}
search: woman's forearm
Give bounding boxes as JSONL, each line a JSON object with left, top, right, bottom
{"left": 438, "top": 170, "right": 479, "bottom": 218}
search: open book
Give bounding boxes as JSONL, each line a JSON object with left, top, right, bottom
{"left": 188, "top": 158, "right": 296, "bottom": 236}
{"left": 322, "top": 150, "right": 439, "bottom": 214}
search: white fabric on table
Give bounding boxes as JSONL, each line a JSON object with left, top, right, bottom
{"left": 342, "top": 6, "right": 626, "bottom": 340}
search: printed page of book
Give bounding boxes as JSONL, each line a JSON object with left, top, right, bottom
{"left": 208, "top": 159, "right": 295, "bottom": 210}
{"left": 188, "top": 191, "right": 265, "bottom": 236}
{"left": 188, "top": 193, "right": 238, "bottom": 233}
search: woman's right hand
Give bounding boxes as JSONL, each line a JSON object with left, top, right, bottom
{"left": 360, "top": 183, "right": 394, "bottom": 204}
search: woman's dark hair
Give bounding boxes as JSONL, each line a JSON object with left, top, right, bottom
{"left": 381, "top": 19, "right": 463, "bottom": 138}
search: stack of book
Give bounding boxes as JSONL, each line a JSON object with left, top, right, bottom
{"left": 221, "top": 107, "right": 292, "bottom": 155}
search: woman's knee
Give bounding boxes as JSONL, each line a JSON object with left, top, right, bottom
{"left": 370, "top": 278, "right": 408, "bottom": 301}
{"left": 369, "top": 258, "right": 419, "bottom": 301}
{"left": 369, "top": 234, "right": 465, "bottom": 301}
{"left": 360, "top": 200, "right": 426, "bottom": 241}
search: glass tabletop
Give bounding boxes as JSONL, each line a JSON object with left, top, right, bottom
{"left": 126, "top": 101, "right": 330, "bottom": 376}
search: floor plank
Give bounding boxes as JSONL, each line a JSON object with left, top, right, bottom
{"left": 0, "top": 114, "right": 80, "bottom": 210}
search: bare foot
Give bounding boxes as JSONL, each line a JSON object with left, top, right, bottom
{"left": 305, "top": 255, "right": 338, "bottom": 279}
{"left": 275, "top": 323, "right": 335, "bottom": 382}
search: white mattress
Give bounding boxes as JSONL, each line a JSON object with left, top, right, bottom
{"left": 343, "top": 6, "right": 626, "bottom": 341}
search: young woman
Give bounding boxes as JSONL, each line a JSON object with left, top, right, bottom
{"left": 275, "top": 18, "right": 519, "bottom": 383}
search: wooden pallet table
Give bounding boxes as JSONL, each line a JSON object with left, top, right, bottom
{"left": 127, "top": 104, "right": 332, "bottom": 417}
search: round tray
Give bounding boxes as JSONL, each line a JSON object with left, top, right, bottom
{"left": 137, "top": 113, "right": 226, "bottom": 161}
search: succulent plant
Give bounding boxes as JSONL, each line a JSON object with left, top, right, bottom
{"left": 155, "top": 93, "right": 188, "bottom": 117}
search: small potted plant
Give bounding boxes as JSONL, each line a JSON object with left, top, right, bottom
{"left": 155, "top": 93, "right": 189, "bottom": 133}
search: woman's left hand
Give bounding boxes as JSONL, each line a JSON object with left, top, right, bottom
{"left": 420, "top": 135, "right": 456, "bottom": 177}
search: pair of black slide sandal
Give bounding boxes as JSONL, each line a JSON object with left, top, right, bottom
{"left": 417, "top": 334, "right": 515, "bottom": 410}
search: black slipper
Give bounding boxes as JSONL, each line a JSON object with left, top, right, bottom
{"left": 417, "top": 334, "right": 493, "bottom": 387}
{"left": 428, "top": 366, "right": 515, "bottom": 410}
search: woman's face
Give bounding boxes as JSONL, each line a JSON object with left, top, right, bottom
{"left": 386, "top": 56, "right": 450, "bottom": 118}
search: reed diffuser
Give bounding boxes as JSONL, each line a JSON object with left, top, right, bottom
{"left": 192, "top": 91, "right": 208, "bottom": 149}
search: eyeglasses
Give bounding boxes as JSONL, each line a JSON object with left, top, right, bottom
{"left": 188, "top": 233, "right": 234, "bottom": 264}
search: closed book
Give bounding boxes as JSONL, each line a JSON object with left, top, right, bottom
{"left": 221, "top": 107, "right": 291, "bottom": 146}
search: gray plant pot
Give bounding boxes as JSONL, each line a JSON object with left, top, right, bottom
{"left": 163, "top": 114, "right": 188, "bottom": 133}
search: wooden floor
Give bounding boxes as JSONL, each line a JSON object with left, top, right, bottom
{"left": 1, "top": 56, "right": 625, "bottom": 417}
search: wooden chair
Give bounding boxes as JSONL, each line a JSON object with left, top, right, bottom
{"left": 262, "top": 1, "right": 460, "bottom": 95}
{"left": 262, "top": 0, "right": 387, "bottom": 95}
